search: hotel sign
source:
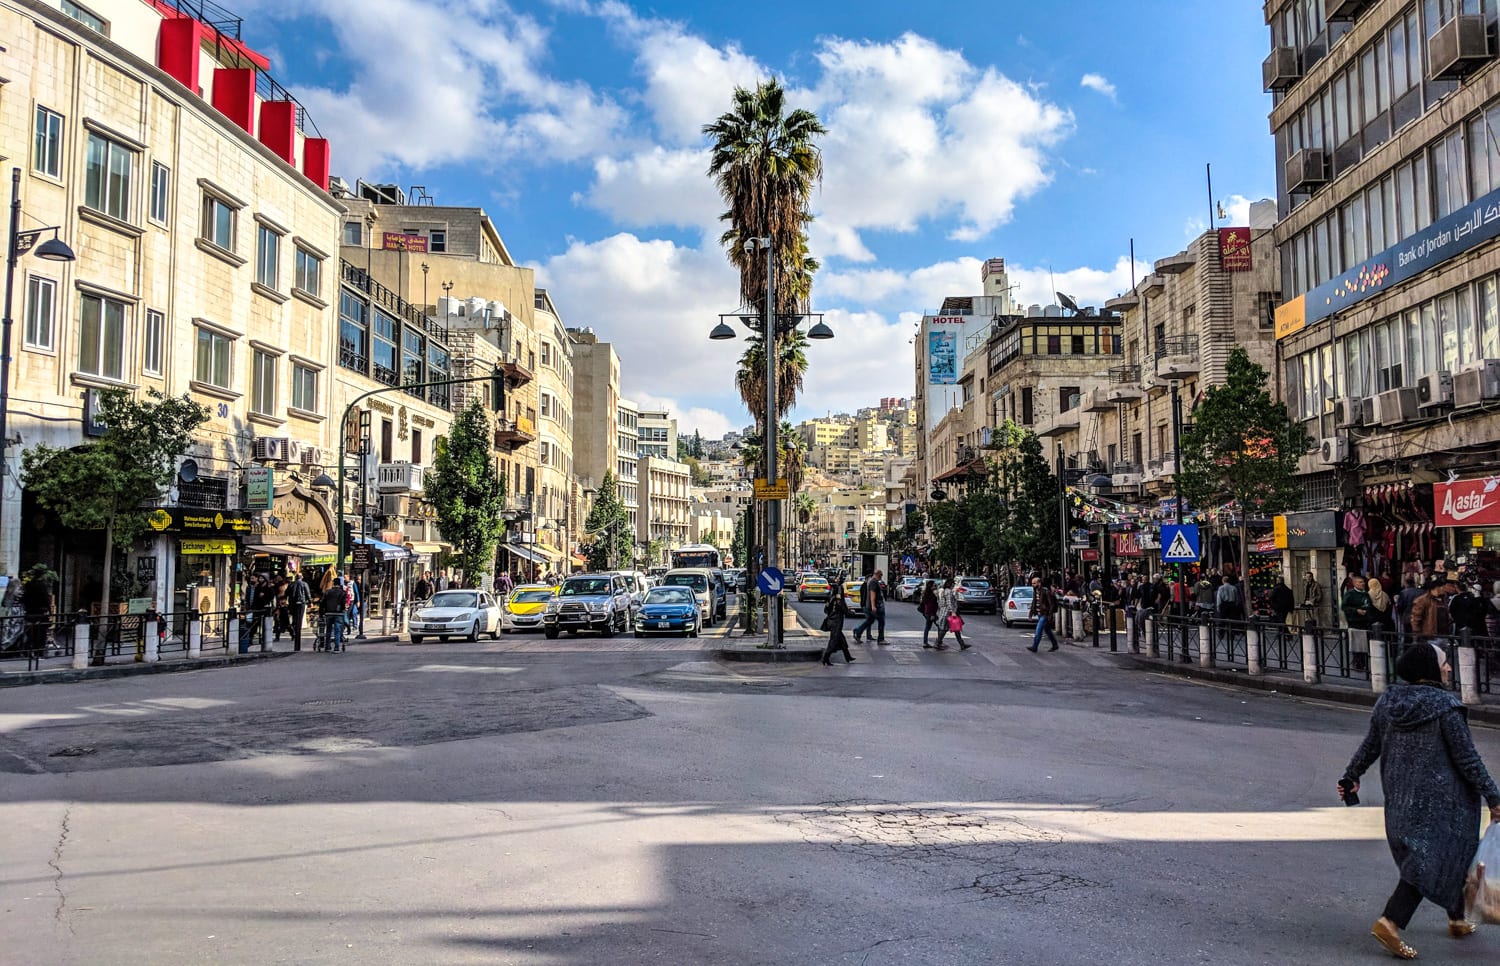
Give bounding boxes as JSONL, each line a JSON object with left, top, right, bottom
{"left": 382, "top": 232, "right": 427, "bottom": 252}
{"left": 1278, "top": 183, "right": 1500, "bottom": 338}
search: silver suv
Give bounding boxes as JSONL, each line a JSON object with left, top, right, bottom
{"left": 543, "top": 573, "right": 633, "bottom": 638}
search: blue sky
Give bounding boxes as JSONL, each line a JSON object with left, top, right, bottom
{"left": 240, "top": 0, "right": 1275, "bottom": 437}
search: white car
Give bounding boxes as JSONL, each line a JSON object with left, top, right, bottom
{"left": 1002, "top": 586, "right": 1035, "bottom": 627}
{"left": 409, "top": 590, "right": 503, "bottom": 643}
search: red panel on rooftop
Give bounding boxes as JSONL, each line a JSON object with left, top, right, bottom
{"left": 156, "top": 17, "right": 203, "bottom": 91}
{"left": 212, "top": 67, "right": 256, "bottom": 133}
{"left": 141, "top": 1, "right": 271, "bottom": 70}
{"left": 259, "top": 100, "right": 296, "bottom": 163}
{"left": 302, "top": 138, "right": 330, "bottom": 191}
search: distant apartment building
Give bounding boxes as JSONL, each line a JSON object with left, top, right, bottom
{"left": 616, "top": 398, "right": 640, "bottom": 531}
{"left": 637, "top": 409, "right": 677, "bottom": 460}
{"left": 638, "top": 455, "right": 691, "bottom": 559}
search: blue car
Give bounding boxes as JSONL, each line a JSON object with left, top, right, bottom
{"left": 634, "top": 586, "right": 702, "bottom": 637}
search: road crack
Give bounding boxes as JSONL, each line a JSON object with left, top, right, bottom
{"left": 49, "top": 805, "right": 74, "bottom": 932}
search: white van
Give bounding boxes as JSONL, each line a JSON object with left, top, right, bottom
{"left": 658, "top": 568, "right": 719, "bottom": 625}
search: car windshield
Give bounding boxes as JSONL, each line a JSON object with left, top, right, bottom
{"left": 560, "top": 578, "right": 611, "bottom": 596}
{"left": 646, "top": 587, "right": 694, "bottom": 604}
{"left": 511, "top": 590, "right": 552, "bottom": 603}
{"left": 429, "top": 591, "right": 478, "bottom": 608}
{"left": 1010, "top": 587, "right": 1035, "bottom": 598}
{"left": 662, "top": 574, "right": 707, "bottom": 592}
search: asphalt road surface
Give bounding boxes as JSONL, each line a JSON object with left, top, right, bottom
{"left": 3, "top": 596, "right": 1498, "bottom": 965}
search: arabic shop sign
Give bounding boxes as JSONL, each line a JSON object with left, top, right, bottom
{"left": 1278, "top": 184, "right": 1500, "bottom": 338}
{"left": 146, "top": 507, "right": 253, "bottom": 535}
{"left": 1434, "top": 477, "right": 1500, "bottom": 528}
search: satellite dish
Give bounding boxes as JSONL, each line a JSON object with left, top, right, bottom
{"left": 1056, "top": 292, "right": 1080, "bottom": 314}
{"left": 178, "top": 459, "right": 199, "bottom": 483}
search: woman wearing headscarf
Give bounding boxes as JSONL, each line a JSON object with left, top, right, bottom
{"left": 820, "top": 587, "right": 856, "bottom": 666}
{"left": 1341, "top": 643, "right": 1500, "bottom": 959}
{"left": 934, "top": 576, "right": 969, "bottom": 651}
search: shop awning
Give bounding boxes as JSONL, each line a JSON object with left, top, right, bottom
{"left": 357, "top": 536, "right": 412, "bottom": 561}
{"left": 294, "top": 543, "right": 338, "bottom": 565}
{"left": 407, "top": 542, "right": 448, "bottom": 556}
{"left": 504, "top": 542, "right": 548, "bottom": 564}
{"left": 243, "top": 543, "right": 292, "bottom": 556}
{"left": 530, "top": 542, "right": 562, "bottom": 562}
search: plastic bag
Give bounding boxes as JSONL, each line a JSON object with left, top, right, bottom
{"left": 1468, "top": 825, "right": 1500, "bottom": 924}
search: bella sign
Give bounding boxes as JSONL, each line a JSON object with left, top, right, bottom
{"left": 1434, "top": 478, "right": 1500, "bottom": 528}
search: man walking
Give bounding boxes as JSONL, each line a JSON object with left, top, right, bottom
{"left": 1027, "top": 576, "right": 1059, "bottom": 653}
{"left": 286, "top": 570, "right": 311, "bottom": 651}
{"left": 852, "top": 569, "right": 887, "bottom": 644}
{"left": 1393, "top": 574, "right": 1422, "bottom": 646}
{"left": 320, "top": 577, "right": 349, "bottom": 652}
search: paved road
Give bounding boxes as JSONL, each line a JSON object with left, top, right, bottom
{"left": 3, "top": 595, "right": 1498, "bottom": 965}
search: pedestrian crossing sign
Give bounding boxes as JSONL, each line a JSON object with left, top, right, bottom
{"left": 1160, "top": 523, "right": 1201, "bottom": 563}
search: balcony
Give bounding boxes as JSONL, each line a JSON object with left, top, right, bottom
{"left": 376, "top": 462, "right": 425, "bottom": 493}
{"left": 1105, "top": 364, "right": 1144, "bottom": 402}
{"left": 1145, "top": 453, "right": 1178, "bottom": 482}
{"left": 1034, "top": 407, "right": 1080, "bottom": 438}
{"left": 1104, "top": 293, "right": 1138, "bottom": 313}
{"left": 497, "top": 356, "right": 534, "bottom": 388}
{"left": 1155, "top": 336, "right": 1200, "bottom": 379}
{"left": 1111, "top": 461, "right": 1144, "bottom": 486}
{"left": 494, "top": 414, "right": 537, "bottom": 451}
{"left": 1154, "top": 249, "right": 1196, "bottom": 275}
{"left": 1141, "top": 273, "right": 1166, "bottom": 296}
{"left": 1082, "top": 387, "right": 1115, "bottom": 413}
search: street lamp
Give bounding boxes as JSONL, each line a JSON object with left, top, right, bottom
{"left": 1, "top": 167, "right": 76, "bottom": 566}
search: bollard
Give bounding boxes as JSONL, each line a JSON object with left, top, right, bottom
{"left": 1198, "top": 622, "right": 1212, "bottom": 668}
{"left": 261, "top": 613, "right": 273, "bottom": 653}
{"left": 381, "top": 607, "right": 390, "bottom": 637}
{"left": 1458, "top": 646, "right": 1480, "bottom": 706}
{"left": 1369, "top": 634, "right": 1388, "bottom": 694}
{"left": 1108, "top": 606, "right": 1118, "bottom": 652}
{"left": 1302, "top": 631, "right": 1320, "bottom": 684}
{"left": 187, "top": 612, "right": 202, "bottom": 659}
{"left": 1091, "top": 604, "right": 1100, "bottom": 648}
{"left": 1143, "top": 615, "right": 1155, "bottom": 657}
{"left": 72, "top": 622, "right": 89, "bottom": 670}
{"left": 1246, "top": 625, "right": 1262, "bottom": 676}
{"left": 144, "top": 619, "right": 159, "bottom": 663}
{"left": 228, "top": 614, "right": 240, "bottom": 654}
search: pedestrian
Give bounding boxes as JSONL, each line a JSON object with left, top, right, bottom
{"left": 1409, "top": 578, "right": 1455, "bottom": 647}
{"left": 1269, "top": 575, "right": 1295, "bottom": 625}
{"left": 852, "top": 569, "right": 887, "bottom": 645}
{"left": 272, "top": 575, "right": 290, "bottom": 642}
{"left": 498, "top": 570, "right": 514, "bottom": 597}
{"left": 1193, "top": 573, "right": 1216, "bottom": 619}
{"left": 1342, "top": 575, "right": 1374, "bottom": 630}
{"left": 1340, "top": 643, "right": 1500, "bottom": 959}
{"left": 286, "top": 569, "right": 311, "bottom": 652}
{"left": 347, "top": 574, "right": 364, "bottom": 639}
{"left": 934, "top": 576, "right": 968, "bottom": 651}
{"left": 320, "top": 577, "right": 349, "bottom": 652}
{"left": 1367, "top": 576, "right": 1394, "bottom": 635}
{"left": 21, "top": 564, "right": 56, "bottom": 660}
{"left": 1303, "top": 571, "right": 1325, "bottom": 622}
{"left": 820, "top": 589, "right": 855, "bottom": 665}
{"left": 414, "top": 571, "right": 433, "bottom": 601}
{"left": 919, "top": 581, "right": 940, "bottom": 648}
{"left": 1026, "top": 575, "right": 1058, "bottom": 653}
{"left": 1448, "top": 581, "right": 1490, "bottom": 641}
{"left": 1394, "top": 575, "right": 1422, "bottom": 646}
{"left": 1215, "top": 573, "right": 1245, "bottom": 620}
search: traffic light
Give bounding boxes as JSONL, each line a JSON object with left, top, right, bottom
{"left": 341, "top": 520, "right": 355, "bottom": 549}
{"left": 490, "top": 366, "right": 507, "bottom": 412}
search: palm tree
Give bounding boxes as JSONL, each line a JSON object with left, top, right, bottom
{"left": 734, "top": 329, "right": 809, "bottom": 432}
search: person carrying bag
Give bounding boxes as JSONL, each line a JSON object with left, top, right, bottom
{"left": 934, "top": 576, "right": 968, "bottom": 651}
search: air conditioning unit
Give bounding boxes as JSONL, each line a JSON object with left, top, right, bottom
{"left": 1454, "top": 360, "right": 1500, "bottom": 406}
{"left": 1286, "top": 149, "right": 1328, "bottom": 193}
{"left": 1326, "top": 0, "right": 1376, "bottom": 22}
{"left": 1372, "top": 387, "right": 1420, "bottom": 426}
{"left": 381, "top": 494, "right": 409, "bottom": 517}
{"left": 300, "top": 445, "right": 324, "bottom": 467}
{"left": 285, "top": 439, "right": 303, "bottom": 465}
{"left": 1429, "top": 15, "right": 1492, "bottom": 81}
{"left": 1417, "top": 370, "right": 1454, "bottom": 409}
{"left": 1320, "top": 436, "right": 1350, "bottom": 465}
{"left": 251, "top": 437, "right": 288, "bottom": 463}
{"left": 1263, "top": 46, "right": 1301, "bottom": 92}
{"left": 1334, "top": 396, "right": 1367, "bottom": 428}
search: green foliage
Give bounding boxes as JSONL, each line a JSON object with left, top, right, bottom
{"left": 731, "top": 506, "right": 748, "bottom": 568}
{"left": 886, "top": 507, "right": 926, "bottom": 558}
{"left": 584, "top": 471, "right": 631, "bottom": 570}
{"left": 856, "top": 525, "right": 880, "bottom": 552}
{"left": 684, "top": 456, "right": 713, "bottom": 487}
{"left": 23, "top": 389, "right": 207, "bottom": 610}
{"left": 426, "top": 402, "right": 507, "bottom": 583}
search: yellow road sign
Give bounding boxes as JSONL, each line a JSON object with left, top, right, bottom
{"left": 753, "top": 478, "right": 790, "bottom": 500}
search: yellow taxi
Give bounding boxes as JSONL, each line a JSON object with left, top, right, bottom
{"left": 796, "top": 574, "right": 832, "bottom": 602}
{"left": 842, "top": 579, "right": 865, "bottom": 614}
{"left": 500, "top": 584, "right": 556, "bottom": 633}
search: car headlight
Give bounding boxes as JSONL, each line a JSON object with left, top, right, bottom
{"left": 454, "top": 611, "right": 474, "bottom": 622}
{"left": 589, "top": 601, "right": 608, "bottom": 613}
{"left": 545, "top": 601, "right": 560, "bottom": 614}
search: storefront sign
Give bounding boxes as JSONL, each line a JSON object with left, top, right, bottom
{"left": 382, "top": 231, "right": 427, "bottom": 252}
{"left": 927, "top": 330, "right": 959, "bottom": 385}
{"left": 1275, "top": 295, "right": 1306, "bottom": 340}
{"left": 1080, "top": 549, "right": 1100, "bottom": 562}
{"left": 1112, "top": 532, "right": 1142, "bottom": 557}
{"left": 180, "top": 539, "right": 237, "bottom": 555}
{"left": 1219, "top": 227, "right": 1252, "bottom": 271}
{"left": 246, "top": 466, "right": 273, "bottom": 510}
{"left": 146, "top": 508, "right": 253, "bottom": 535}
{"left": 1434, "top": 478, "right": 1500, "bottom": 528}
{"left": 1280, "top": 183, "right": 1500, "bottom": 334}
{"left": 1274, "top": 511, "right": 1339, "bottom": 549}
{"left": 247, "top": 488, "right": 335, "bottom": 544}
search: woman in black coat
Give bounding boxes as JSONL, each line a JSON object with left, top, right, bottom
{"left": 1342, "top": 643, "right": 1500, "bottom": 959}
{"left": 821, "top": 592, "right": 856, "bottom": 666}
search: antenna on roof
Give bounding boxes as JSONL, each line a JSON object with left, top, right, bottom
{"left": 1056, "top": 292, "right": 1080, "bottom": 315}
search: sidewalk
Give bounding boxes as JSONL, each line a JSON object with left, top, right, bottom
{"left": 0, "top": 649, "right": 298, "bottom": 687}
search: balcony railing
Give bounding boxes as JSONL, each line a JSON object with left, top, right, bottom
{"left": 341, "top": 260, "right": 449, "bottom": 344}
{"left": 1108, "top": 364, "right": 1142, "bottom": 383}
{"left": 1155, "top": 336, "right": 1199, "bottom": 359}
{"left": 339, "top": 345, "right": 368, "bottom": 373}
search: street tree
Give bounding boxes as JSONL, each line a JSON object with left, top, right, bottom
{"left": 426, "top": 401, "right": 506, "bottom": 585}
{"left": 22, "top": 388, "right": 207, "bottom": 614}
{"left": 584, "top": 471, "right": 631, "bottom": 570}
{"left": 989, "top": 422, "right": 1061, "bottom": 574}
{"left": 1178, "top": 347, "right": 1309, "bottom": 582}
{"left": 731, "top": 506, "right": 748, "bottom": 568}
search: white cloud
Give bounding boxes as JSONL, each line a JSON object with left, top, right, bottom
{"left": 253, "top": 0, "right": 627, "bottom": 178}
{"left": 582, "top": 147, "right": 723, "bottom": 230}
{"left": 1005, "top": 256, "right": 1152, "bottom": 309}
{"left": 1220, "top": 193, "right": 1255, "bottom": 225}
{"left": 793, "top": 310, "right": 913, "bottom": 420}
{"left": 1080, "top": 73, "right": 1118, "bottom": 100}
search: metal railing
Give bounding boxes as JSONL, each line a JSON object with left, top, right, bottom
{"left": 1155, "top": 335, "right": 1199, "bottom": 358}
{"left": 0, "top": 609, "right": 292, "bottom": 673}
{"left": 1107, "top": 364, "right": 1142, "bottom": 383}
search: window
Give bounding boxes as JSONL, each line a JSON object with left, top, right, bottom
{"left": 33, "top": 107, "right": 62, "bottom": 178}
{"left": 84, "top": 134, "right": 132, "bottom": 221}
{"left": 294, "top": 247, "right": 322, "bottom": 297}
{"left": 62, "top": 0, "right": 107, "bottom": 33}
{"left": 373, "top": 310, "right": 398, "bottom": 384}
{"left": 402, "top": 328, "right": 424, "bottom": 385}
{"left": 342, "top": 222, "right": 362, "bottom": 246}
{"left": 149, "top": 162, "right": 170, "bottom": 224}
{"left": 429, "top": 229, "right": 446, "bottom": 253}
{"left": 411, "top": 429, "right": 423, "bottom": 464}
{"left": 1059, "top": 386, "right": 1080, "bottom": 412}
{"left": 202, "top": 195, "right": 235, "bottom": 250}
{"left": 24, "top": 276, "right": 56, "bottom": 350}
{"left": 255, "top": 225, "right": 280, "bottom": 289}
{"left": 195, "top": 327, "right": 231, "bottom": 388}
{"left": 143, "top": 309, "right": 164, "bottom": 375}
{"left": 339, "top": 291, "right": 368, "bottom": 370}
{"left": 251, "top": 350, "right": 276, "bottom": 415}
{"left": 78, "top": 293, "right": 125, "bottom": 380}
{"left": 291, "top": 363, "right": 317, "bottom": 413}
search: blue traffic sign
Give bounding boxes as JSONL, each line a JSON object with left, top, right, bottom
{"left": 1160, "top": 523, "right": 1202, "bottom": 563}
{"left": 757, "top": 566, "right": 786, "bottom": 596}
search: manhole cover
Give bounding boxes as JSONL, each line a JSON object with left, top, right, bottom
{"left": 301, "top": 698, "right": 355, "bottom": 706}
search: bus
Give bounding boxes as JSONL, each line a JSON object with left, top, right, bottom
{"left": 670, "top": 544, "right": 723, "bottom": 571}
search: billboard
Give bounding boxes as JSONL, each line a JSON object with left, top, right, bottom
{"left": 927, "top": 330, "right": 959, "bottom": 385}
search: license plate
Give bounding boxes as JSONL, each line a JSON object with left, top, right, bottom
{"left": 652, "top": 621, "right": 668, "bottom": 629}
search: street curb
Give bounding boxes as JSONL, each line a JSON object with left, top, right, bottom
{"left": 716, "top": 644, "right": 825, "bottom": 663}
{"left": 1118, "top": 653, "right": 1500, "bottom": 725}
{"left": 0, "top": 650, "right": 296, "bottom": 687}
